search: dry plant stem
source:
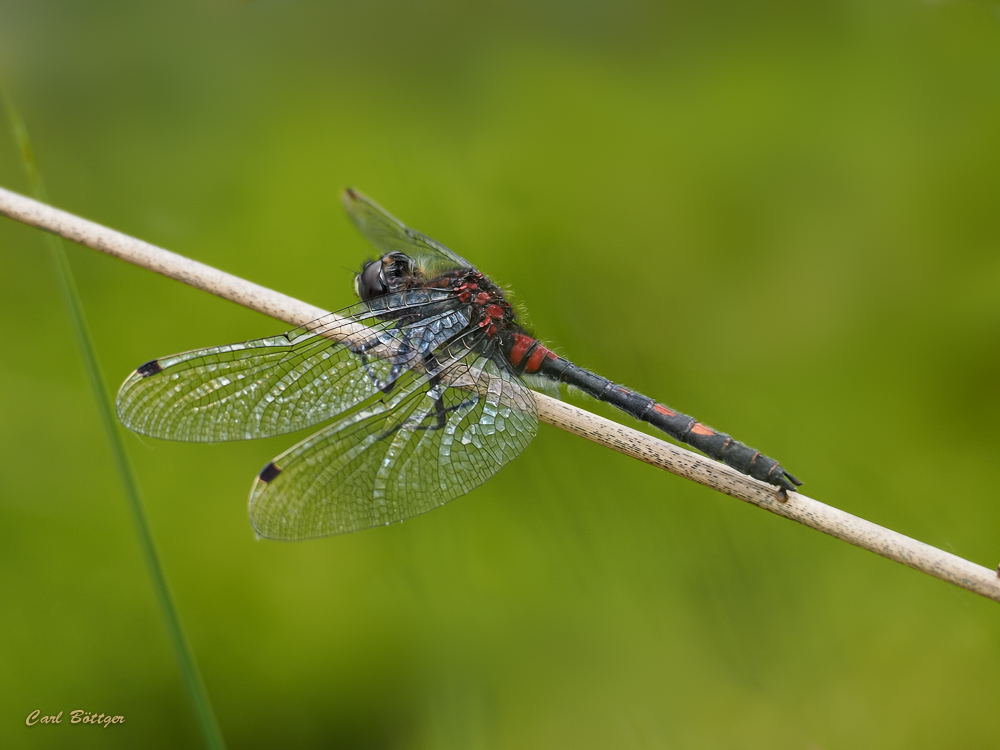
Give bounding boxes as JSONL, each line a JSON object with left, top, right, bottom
{"left": 2, "top": 185, "right": 998, "bottom": 605}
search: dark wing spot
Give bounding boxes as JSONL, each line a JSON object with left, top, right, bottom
{"left": 258, "top": 462, "right": 283, "bottom": 484}
{"left": 137, "top": 360, "right": 163, "bottom": 377}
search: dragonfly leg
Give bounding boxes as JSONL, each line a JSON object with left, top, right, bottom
{"left": 413, "top": 394, "right": 479, "bottom": 432}
{"left": 373, "top": 392, "right": 479, "bottom": 441}
{"left": 376, "top": 350, "right": 480, "bottom": 440}
{"left": 346, "top": 327, "right": 418, "bottom": 393}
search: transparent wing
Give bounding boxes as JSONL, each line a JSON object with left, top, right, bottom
{"left": 342, "top": 188, "right": 472, "bottom": 274}
{"left": 116, "top": 291, "right": 469, "bottom": 442}
{"left": 249, "top": 353, "right": 538, "bottom": 540}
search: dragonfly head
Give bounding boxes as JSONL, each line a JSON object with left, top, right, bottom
{"left": 354, "top": 252, "right": 417, "bottom": 301}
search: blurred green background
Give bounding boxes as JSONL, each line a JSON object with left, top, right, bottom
{"left": 2, "top": 1, "right": 999, "bottom": 747}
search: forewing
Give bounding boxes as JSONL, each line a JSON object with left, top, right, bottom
{"left": 342, "top": 188, "right": 471, "bottom": 274}
{"left": 249, "top": 354, "right": 538, "bottom": 540}
{"left": 116, "top": 295, "right": 469, "bottom": 442}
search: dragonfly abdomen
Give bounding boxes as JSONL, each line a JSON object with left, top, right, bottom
{"left": 511, "top": 338, "right": 801, "bottom": 497}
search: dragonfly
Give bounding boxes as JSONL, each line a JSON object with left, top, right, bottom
{"left": 117, "top": 189, "right": 801, "bottom": 540}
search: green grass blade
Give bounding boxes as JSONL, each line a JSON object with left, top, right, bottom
{"left": 2, "top": 89, "right": 227, "bottom": 750}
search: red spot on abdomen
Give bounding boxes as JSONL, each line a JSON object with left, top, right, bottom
{"left": 653, "top": 404, "right": 677, "bottom": 417}
{"left": 524, "top": 344, "right": 555, "bottom": 374}
{"left": 507, "top": 333, "right": 534, "bottom": 369}
{"left": 690, "top": 423, "right": 715, "bottom": 436}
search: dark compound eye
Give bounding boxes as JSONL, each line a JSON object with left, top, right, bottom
{"left": 355, "top": 259, "right": 387, "bottom": 301}
{"left": 355, "top": 253, "right": 416, "bottom": 301}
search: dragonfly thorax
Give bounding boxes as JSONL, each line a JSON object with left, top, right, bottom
{"left": 356, "top": 251, "right": 517, "bottom": 340}
{"left": 443, "top": 270, "right": 517, "bottom": 339}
